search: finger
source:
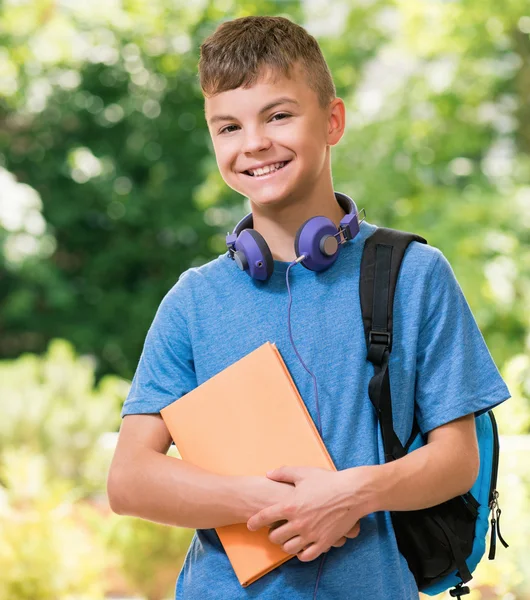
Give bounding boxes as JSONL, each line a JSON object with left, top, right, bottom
{"left": 296, "top": 542, "right": 314, "bottom": 561}
{"left": 247, "top": 505, "right": 286, "bottom": 531}
{"left": 297, "top": 542, "right": 323, "bottom": 563}
{"left": 268, "top": 521, "right": 299, "bottom": 545}
{"left": 345, "top": 522, "right": 361, "bottom": 539}
{"left": 331, "top": 536, "right": 347, "bottom": 548}
{"left": 281, "top": 535, "right": 307, "bottom": 555}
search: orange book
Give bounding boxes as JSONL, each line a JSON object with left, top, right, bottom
{"left": 160, "top": 340, "right": 337, "bottom": 587}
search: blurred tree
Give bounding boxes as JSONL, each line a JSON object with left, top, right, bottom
{"left": 105, "top": 515, "right": 195, "bottom": 600}
{"left": 0, "top": 0, "right": 528, "bottom": 421}
{"left": 0, "top": 342, "right": 199, "bottom": 599}
{"left": 0, "top": 0, "right": 394, "bottom": 379}
{"left": 0, "top": 0, "right": 225, "bottom": 378}
{"left": 332, "top": 0, "right": 530, "bottom": 384}
{"left": 0, "top": 338, "right": 126, "bottom": 495}
{"left": 0, "top": 448, "right": 107, "bottom": 600}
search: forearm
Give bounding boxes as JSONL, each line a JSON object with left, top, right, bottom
{"left": 108, "top": 448, "right": 266, "bottom": 529}
{"left": 343, "top": 434, "right": 479, "bottom": 516}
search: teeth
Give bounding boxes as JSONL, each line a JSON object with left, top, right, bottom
{"left": 248, "top": 161, "right": 286, "bottom": 177}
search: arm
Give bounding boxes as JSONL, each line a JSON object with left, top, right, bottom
{"left": 343, "top": 413, "right": 480, "bottom": 515}
{"left": 107, "top": 413, "right": 295, "bottom": 529}
{"left": 246, "top": 414, "right": 479, "bottom": 562}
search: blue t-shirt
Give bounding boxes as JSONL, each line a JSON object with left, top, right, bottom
{"left": 121, "top": 216, "right": 510, "bottom": 600}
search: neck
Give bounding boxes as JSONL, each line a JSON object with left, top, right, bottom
{"left": 250, "top": 175, "right": 346, "bottom": 263}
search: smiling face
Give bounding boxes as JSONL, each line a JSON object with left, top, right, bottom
{"left": 204, "top": 62, "right": 343, "bottom": 212}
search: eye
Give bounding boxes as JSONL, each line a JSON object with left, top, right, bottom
{"left": 219, "top": 124, "right": 239, "bottom": 135}
{"left": 270, "top": 112, "right": 290, "bottom": 122}
{"left": 218, "top": 113, "right": 291, "bottom": 135}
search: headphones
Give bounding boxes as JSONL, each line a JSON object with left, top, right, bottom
{"left": 225, "top": 192, "right": 363, "bottom": 281}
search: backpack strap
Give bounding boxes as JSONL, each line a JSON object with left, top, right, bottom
{"left": 359, "top": 227, "right": 427, "bottom": 462}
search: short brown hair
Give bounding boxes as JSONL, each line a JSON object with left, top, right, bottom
{"left": 198, "top": 15, "right": 336, "bottom": 110}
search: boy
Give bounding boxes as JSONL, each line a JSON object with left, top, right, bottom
{"left": 107, "top": 16, "right": 511, "bottom": 599}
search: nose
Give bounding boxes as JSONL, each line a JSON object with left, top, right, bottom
{"left": 241, "top": 127, "right": 272, "bottom": 155}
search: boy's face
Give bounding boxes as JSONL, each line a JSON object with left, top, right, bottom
{"left": 204, "top": 62, "right": 341, "bottom": 210}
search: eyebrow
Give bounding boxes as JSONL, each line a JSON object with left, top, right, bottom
{"left": 207, "top": 97, "right": 300, "bottom": 126}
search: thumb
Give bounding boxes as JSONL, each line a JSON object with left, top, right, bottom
{"left": 266, "top": 465, "right": 300, "bottom": 484}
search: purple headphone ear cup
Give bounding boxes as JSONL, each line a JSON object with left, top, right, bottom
{"left": 294, "top": 217, "right": 313, "bottom": 271}
{"left": 294, "top": 216, "right": 341, "bottom": 272}
{"left": 244, "top": 229, "right": 274, "bottom": 281}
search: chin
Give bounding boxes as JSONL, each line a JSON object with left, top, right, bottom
{"left": 250, "top": 191, "right": 298, "bottom": 211}
{"left": 227, "top": 180, "right": 288, "bottom": 204}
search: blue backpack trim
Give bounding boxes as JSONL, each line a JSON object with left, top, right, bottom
{"left": 408, "top": 411, "right": 507, "bottom": 596}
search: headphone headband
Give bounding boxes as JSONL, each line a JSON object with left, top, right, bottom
{"left": 230, "top": 191, "right": 357, "bottom": 238}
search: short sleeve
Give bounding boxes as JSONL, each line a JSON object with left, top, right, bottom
{"left": 414, "top": 250, "right": 511, "bottom": 434}
{"left": 121, "top": 278, "right": 197, "bottom": 417}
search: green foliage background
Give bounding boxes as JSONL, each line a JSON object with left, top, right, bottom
{"left": 1, "top": 0, "right": 529, "bottom": 598}
{"left": 1, "top": 0, "right": 528, "bottom": 382}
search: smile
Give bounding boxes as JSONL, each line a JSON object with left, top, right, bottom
{"left": 242, "top": 160, "right": 292, "bottom": 180}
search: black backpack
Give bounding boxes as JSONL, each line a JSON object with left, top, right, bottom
{"left": 359, "top": 227, "right": 508, "bottom": 599}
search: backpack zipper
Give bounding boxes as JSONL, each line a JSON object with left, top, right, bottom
{"left": 487, "top": 411, "right": 509, "bottom": 559}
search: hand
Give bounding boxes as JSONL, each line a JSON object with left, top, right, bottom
{"left": 247, "top": 466, "right": 361, "bottom": 562}
{"left": 269, "top": 518, "right": 359, "bottom": 551}
{"left": 241, "top": 474, "right": 296, "bottom": 522}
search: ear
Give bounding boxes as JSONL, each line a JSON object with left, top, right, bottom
{"left": 326, "top": 97, "right": 346, "bottom": 147}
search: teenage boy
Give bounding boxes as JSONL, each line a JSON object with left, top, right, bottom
{"left": 107, "top": 15, "right": 510, "bottom": 599}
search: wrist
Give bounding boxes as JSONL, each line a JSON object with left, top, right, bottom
{"left": 340, "top": 465, "right": 388, "bottom": 516}
{"left": 235, "top": 475, "right": 290, "bottom": 522}
{"left": 235, "top": 475, "right": 265, "bottom": 522}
